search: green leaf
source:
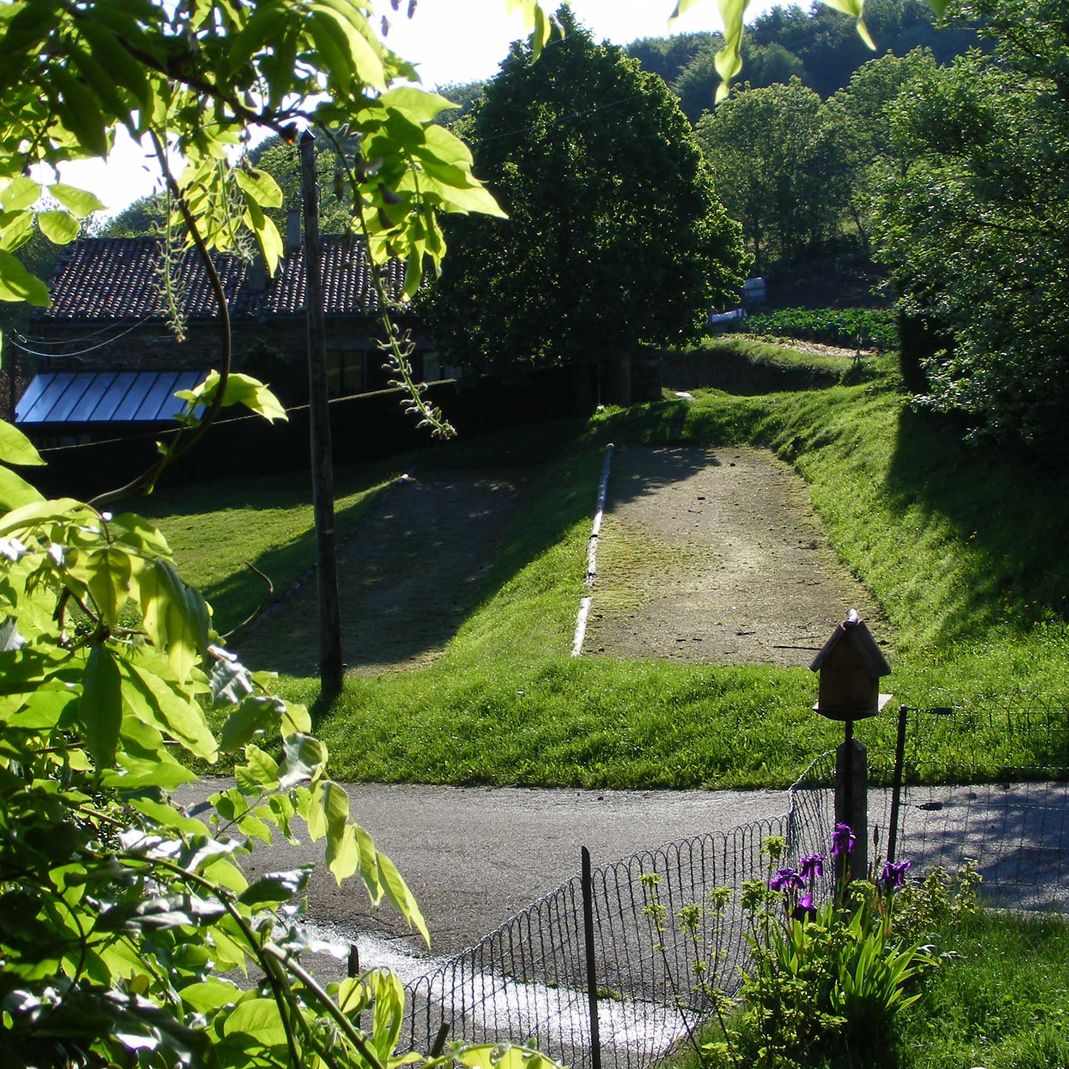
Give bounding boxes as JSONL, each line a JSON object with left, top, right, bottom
{"left": 379, "top": 86, "right": 457, "bottom": 124}
{"left": 235, "top": 745, "right": 280, "bottom": 791}
{"left": 241, "top": 193, "right": 283, "bottom": 277}
{"left": 0, "top": 250, "right": 49, "bottom": 305}
{"left": 0, "top": 497, "right": 84, "bottom": 537}
{"left": 180, "top": 979, "right": 240, "bottom": 1014}
{"left": 279, "top": 732, "right": 325, "bottom": 790}
{"left": 0, "top": 208, "right": 36, "bottom": 252}
{"left": 176, "top": 371, "right": 287, "bottom": 424}
{"left": 234, "top": 167, "right": 283, "bottom": 210}
{"left": 108, "top": 513, "right": 171, "bottom": 556}
{"left": 49, "top": 183, "right": 106, "bottom": 218}
{"left": 52, "top": 66, "right": 109, "bottom": 157}
{"left": 70, "top": 546, "right": 133, "bottom": 626}
{"left": 321, "top": 780, "right": 357, "bottom": 883}
{"left": 0, "top": 420, "right": 45, "bottom": 466}
{"left": 377, "top": 851, "right": 429, "bottom": 945}
{"left": 222, "top": 997, "right": 289, "bottom": 1046}
{"left": 70, "top": 20, "right": 152, "bottom": 114}
{"left": 370, "top": 970, "right": 405, "bottom": 1062}
{"left": 0, "top": 177, "right": 41, "bottom": 211}
{"left": 138, "top": 559, "right": 210, "bottom": 682}
{"left": 309, "top": 0, "right": 386, "bottom": 90}
{"left": 237, "top": 869, "right": 308, "bottom": 908}
{"left": 0, "top": 465, "right": 44, "bottom": 512}
{"left": 103, "top": 751, "right": 197, "bottom": 790}
{"left": 713, "top": 0, "right": 748, "bottom": 103}
{"left": 122, "top": 659, "right": 219, "bottom": 762}
{"left": 219, "top": 695, "right": 283, "bottom": 754}
{"left": 80, "top": 645, "right": 122, "bottom": 768}
{"left": 37, "top": 209, "right": 80, "bottom": 245}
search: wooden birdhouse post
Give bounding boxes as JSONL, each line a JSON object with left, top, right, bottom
{"left": 810, "top": 609, "right": 891, "bottom": 880}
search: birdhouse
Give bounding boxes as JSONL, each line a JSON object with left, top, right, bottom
{"left": 810, "top": 610, "right": 891, "bottom": 721}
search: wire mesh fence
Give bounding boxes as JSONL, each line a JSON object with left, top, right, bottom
{"left": 396, "top": 696, "right": 1069, "bottom": 1069}
{"left": 401, "top": 816, "right": 790, "bottom": 1069}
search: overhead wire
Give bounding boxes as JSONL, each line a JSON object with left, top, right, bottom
{"left": 9, "top": 316, "right": 154, "bottom": 360}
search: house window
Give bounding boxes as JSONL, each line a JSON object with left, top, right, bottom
{"left": 326, "top": 349, "right": 366, "bottom": 397}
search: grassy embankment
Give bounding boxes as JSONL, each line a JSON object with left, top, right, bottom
{"left": 146, "top": 339, "right": 1069, "bottom": 788}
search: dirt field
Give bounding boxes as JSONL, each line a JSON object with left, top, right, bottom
{"left": 582, "top": 445, "right": 887, "bottom": 668}
{"left": 235, "top": 470, "right": 525, "bottom": 676}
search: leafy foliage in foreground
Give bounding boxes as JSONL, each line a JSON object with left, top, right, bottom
{"left": 0, "top": 417, "right": 452, "bottom": 1066}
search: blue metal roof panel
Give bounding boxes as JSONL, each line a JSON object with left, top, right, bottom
{"left": 66, "top": 372, "right": 118, "bottom": 422}
{"left": 14, "top": 374, "right": 54, "bottom": 423}
{"left": 45, "top": 375, "right": 95, "bottom": 423}
{"left": 15, "top": 371, "right": 211, "bottom": 425}
{"left": 89, "top": 371, "right": 140, "bottom": 422}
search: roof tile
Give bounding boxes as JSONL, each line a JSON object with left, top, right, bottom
{"left": 41, "top": 236, "right": 405, "bottom": 322}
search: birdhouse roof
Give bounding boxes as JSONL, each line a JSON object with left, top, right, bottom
{"left": 810, "top": 612, "right": 890, "bottom": 677}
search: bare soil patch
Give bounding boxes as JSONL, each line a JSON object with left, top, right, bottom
{"left": 235, "top": 471, "right": 524, "bottom": 676}
{"left": 583, "top": 445, "right": 888, "bottom": 668}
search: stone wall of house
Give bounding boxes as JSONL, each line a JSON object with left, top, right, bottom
{"left": 30, "top": 314, "right": 427, "bottom": 407}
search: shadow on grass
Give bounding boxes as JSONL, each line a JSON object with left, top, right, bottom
{"left": 885, "top": 405, "right": 1069, "bottom": 642}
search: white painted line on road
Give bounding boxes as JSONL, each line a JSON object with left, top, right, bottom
{"left": 572, "top": 443, "right": 614, "bottom": 657}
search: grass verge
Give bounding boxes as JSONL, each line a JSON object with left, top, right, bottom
{"left": 153, "top": 351, "right": 1069, "bottom": 787}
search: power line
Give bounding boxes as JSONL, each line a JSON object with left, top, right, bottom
{"left": 9, "top": 316, "right": 153, "bottom": 360}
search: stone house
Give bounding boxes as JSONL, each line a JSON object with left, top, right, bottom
{"left": 15, "top": 232, "right": 432, "bottom": 435}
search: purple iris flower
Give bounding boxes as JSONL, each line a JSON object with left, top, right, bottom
{"left": 880, "top": 859, "right": 912, "bottom": 890}
{"left": 831, "top": 824, "right": 856, "bottom": 858}
{"left": 792, "top": 892, "right": 817, "bottom": 922}
{"left": 769, "top": 867, "right": 805, "bottom": 893}
{"left": 799, "top": 853, "right": 825, "bottom": 881}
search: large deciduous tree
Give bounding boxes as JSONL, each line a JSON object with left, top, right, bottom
{"left": 695, "top": 79, "right": 850, "bottom": 272}
{"left": 429, "top": 6, "right": 747, "bottom": 406}
{"left": 873, "top": 0, "right": 1069, "bottom": 452}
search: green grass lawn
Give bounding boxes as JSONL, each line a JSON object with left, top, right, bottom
{"left": 890, "top": 910, "right": 1069, "bottom": 1069}
{"left": 149, "top": 349, "right": 1069, "bottom": 787}
{"left": 667, "top": 908, "right": 1069, "bottom": 1069}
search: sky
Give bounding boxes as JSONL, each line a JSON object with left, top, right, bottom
{"left": 55, "top": 0, "right": 790, "bottom": 216}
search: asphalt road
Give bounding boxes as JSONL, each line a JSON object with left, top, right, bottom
{"left": 182, "top": 779, "right": 787, "bottom": 963}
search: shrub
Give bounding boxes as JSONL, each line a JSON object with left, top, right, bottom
{"left": 727, "top": 307, "right": 898, "bottom": 351}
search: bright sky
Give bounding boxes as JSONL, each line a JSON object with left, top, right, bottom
{"left": 58, "top": 0, "right": 790, "bottom": 216}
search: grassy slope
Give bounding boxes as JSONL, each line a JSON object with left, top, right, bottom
{"left": 141, "top": 463, "right": 400, "bottom": 636}
{"left": 152, "top": 352, "right": 1069, "bottom": 787}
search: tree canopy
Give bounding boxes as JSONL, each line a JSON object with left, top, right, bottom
{"left": 430, "top": 6, "right": 746, "bottom": 400}
{"left": 872, "top": 0, "right": 1069, "bottom": 451}
{"left": 627, "top": 0, "right": 981, "bottom": 124}
{"left": 696, "top": 78, "right": 849, "bottom": 272}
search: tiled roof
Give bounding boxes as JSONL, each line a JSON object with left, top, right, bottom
{"left": 41, "top": 236, "right": 405, "bottom": 323}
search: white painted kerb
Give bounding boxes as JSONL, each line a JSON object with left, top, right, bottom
{"left": 571, "top": 443, "right": 614, "bottom": 657}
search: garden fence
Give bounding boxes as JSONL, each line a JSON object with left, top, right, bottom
{"left": 395, "top": 694, "right": 1068, "bottom": 1069}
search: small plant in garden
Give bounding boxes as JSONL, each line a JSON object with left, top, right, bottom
{"left": 646, "top": 826, "right": 945, "bottom": 1069}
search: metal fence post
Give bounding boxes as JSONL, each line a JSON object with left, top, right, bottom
{"left": 581, "top": 847, "right": 602, "bottom": 1069}
{"left": 887, "top": 705, "right": 909, "bottom": 863}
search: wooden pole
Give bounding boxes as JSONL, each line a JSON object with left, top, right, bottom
{"left": 300, "top": 130, "right": 343, "bottom": 699}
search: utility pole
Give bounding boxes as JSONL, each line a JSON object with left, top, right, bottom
{"left": 299, "top": 129, "right": 343, "bottom": 699}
